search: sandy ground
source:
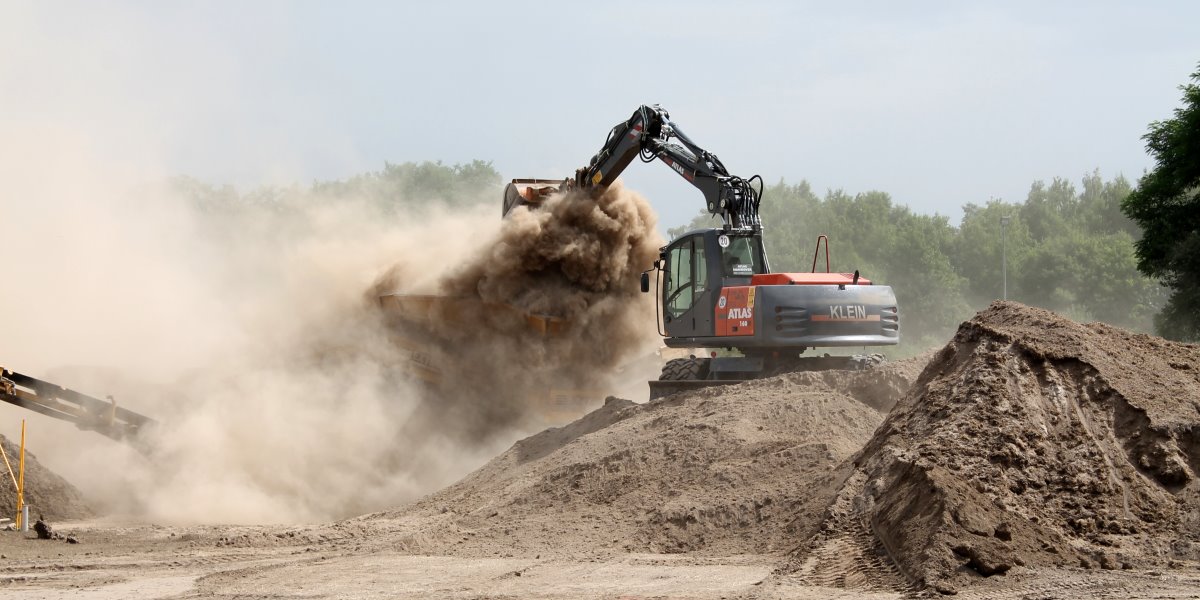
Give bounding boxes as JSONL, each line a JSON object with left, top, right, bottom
{"left": 2, "top": 520, "right": 1200, "bottom": 599}
{"left": 4, "top": 303, "right": 1200, "bottom": 598}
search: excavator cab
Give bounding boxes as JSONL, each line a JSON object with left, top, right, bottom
{"left": 656, "top": 229, "right": 767, "bottom": 339}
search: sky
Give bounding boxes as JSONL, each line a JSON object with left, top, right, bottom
{"left": 3, "top": 0, "right": 1198, "bottom": 229}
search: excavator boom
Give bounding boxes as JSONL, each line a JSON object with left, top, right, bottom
{"left": 503, "top": 105, "right": 763, "bottom": 231}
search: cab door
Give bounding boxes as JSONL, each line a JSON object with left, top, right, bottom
{"left": 662, "top": 233, "right": 715, "bottom": 338}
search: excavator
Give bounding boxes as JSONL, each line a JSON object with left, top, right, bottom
{"left": 502, "top": 105, "right": 900, "bottom": 398}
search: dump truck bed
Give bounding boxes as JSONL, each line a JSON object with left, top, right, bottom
{"left": 378, "top": 294, "right": 568, "bottom": 337}
{"left": 377, "top": 294, "right": 598, "bottom": 422}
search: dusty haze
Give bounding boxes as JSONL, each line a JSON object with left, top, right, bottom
{"left": 375, "top": 183, "right": 665, "bottom": 438}
{"left": 0, "top": 132, "right": 663, "bottom": 523}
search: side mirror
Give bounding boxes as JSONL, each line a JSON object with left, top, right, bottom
{"left": 640, "top": 272, "right": 651, "bottom": 293}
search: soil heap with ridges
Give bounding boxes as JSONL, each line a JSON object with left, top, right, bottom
{"left": 336, "top": 358, "right": 924, "bottom": 559}
{"left": 786, "top": 301, "right": 1200, "bottom": 594}
{"left": 0, "top": 434, "right": 92, "bottom": 521}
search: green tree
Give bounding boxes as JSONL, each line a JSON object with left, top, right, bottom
{"left": 954, "top": 199, "right": 1031, "bottom": 304}
{"left": 883, "top": 213, "right": 971, "bottom": 347}
{"left": 312, "top": 160, "right": 502, "bottom": 209}
{"left": 1021, "top": 177, "right": 1077, "bottom": 242}
{"left": 178, "top": 160, "right": 502, "bottom": 217}
{"left": 1078, "top": 171, "right": 1138, "bottom": 237}
{"left": 760, "top": 183, "right": 969, "bottom": 351}
{"left": 1014, "top": 230, "right": 1161, "bottom": 329}
{"left": 1122, "top": 64, "right": 1200, "bottom": 341}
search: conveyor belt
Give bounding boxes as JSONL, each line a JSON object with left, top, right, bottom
{"left": 1, "top": 367, "right": 155, "bottom": 445}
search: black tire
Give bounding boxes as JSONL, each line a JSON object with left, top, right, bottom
{"left": 659, "top": 357, "right": 709, "bottom": 381}
{"left": 847, "top": 353, "right": 887, "bottom": 371}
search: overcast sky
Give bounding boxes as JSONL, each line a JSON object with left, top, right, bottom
{"left": 4, "top": 1, "right": 1198, "bottom": 228}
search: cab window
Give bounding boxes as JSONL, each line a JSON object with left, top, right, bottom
{"left": 721, "top": 235, "right": 763, "bottom": 276}
{"left": 665, "top": 233, "right": 721, "bottom": 319}
{"left": 693, "top": 240, "right": 707, "bottom": 295}
{"left": 666, "top": 238, "right": 696, "bottom": 318}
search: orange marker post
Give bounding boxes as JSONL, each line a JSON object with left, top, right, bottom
{"left": 0, "top": 436, "right": 16, "bottom": 525}
{"left": 16, "top": 420, "right": 25, "bottom": 531}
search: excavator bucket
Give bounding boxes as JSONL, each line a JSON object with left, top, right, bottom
{"left": 502, "top": 178, "right": 567, "bottom": 217}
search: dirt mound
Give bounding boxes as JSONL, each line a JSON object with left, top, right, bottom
{"left": 788, "top": 301, "right": 1200, "bottom": 594}
{"left": 348, "top": 362, "right": 923, "bottom": 559}
{"left": 0, "top": 434, "right": 92, "bottom": 521}
{"left": 780, "top": 351, "right": 933, "bottom": 413}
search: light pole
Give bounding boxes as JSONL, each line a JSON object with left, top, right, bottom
{"left": 1000, "top": 215, "right": 1012, "bottom": 301}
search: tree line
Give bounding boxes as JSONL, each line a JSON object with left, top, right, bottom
{"left": 175, "top": 162, "right": 1167, "bottom": 353}
{"left": 175, "top": 159, "right": 501, "bottom": 216}
{"left": 672, "top": 172, "right": 1166, "bottom": 353}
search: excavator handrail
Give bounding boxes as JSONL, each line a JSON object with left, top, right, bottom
{"left": 811, "top": 235, "right": 831, "bottom": 273}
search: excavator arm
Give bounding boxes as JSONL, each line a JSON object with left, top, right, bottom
{"left": 504, "top": 105, "right": 763, "bottom": 231}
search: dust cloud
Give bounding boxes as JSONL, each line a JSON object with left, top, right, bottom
{"left": 0, "top": 1, "right": 671, "bottom": 528}
{"left": 375, "top": 182, "right": 665, "bottom": 438}
{"left": 0, "top": 142, "right": 663, "bottom": 523}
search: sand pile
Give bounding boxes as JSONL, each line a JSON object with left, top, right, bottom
{"left": 345, "top": 359, "right": 925, "bottom": 558}
{"left": 201, "top": 302, "right": 1200, "bottom": 596}
{"left": 788, "top": 301, "right": 1200, "bottom": 594}
{"left": 0, "top": 434, "right": 91, "bottom": 521}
